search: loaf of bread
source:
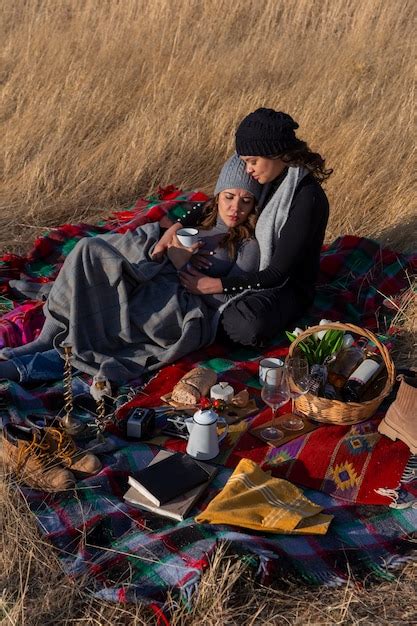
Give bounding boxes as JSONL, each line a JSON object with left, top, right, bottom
{"left": 171, "top": 367, "right": 217, "bottom": 405}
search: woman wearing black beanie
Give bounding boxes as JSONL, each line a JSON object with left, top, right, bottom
{"left": 180, "top": 107, "right": 332, "bottom": 346}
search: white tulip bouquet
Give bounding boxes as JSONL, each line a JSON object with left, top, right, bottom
{"left": 285, "top": 319, "right": 346, "bottom": 366}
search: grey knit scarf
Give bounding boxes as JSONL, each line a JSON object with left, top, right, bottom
{"left": 255, "top": 165, "right": 309, "bottom": 270}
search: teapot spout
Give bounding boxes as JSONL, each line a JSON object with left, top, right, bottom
{"left": 185, "top": 417, "right": 194, "bottom": 434}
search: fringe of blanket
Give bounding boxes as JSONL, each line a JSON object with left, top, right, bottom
{"left": 375, "top": 455, "right": 417, "bottom": 508}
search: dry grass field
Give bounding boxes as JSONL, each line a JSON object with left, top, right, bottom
{"left": 1, "top": 0, "right": 416, "bottom": 623}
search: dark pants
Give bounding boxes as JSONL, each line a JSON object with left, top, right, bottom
{"left": 12, "top": 349, "right": 64, "bottom": 383}
{"left": 218, "top": 284, "right": 308, "bottom": 347}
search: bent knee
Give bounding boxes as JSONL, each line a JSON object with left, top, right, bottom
{"left": 220, "top": 306, "right": 266, "bottom": 346}
{"left": 71, "top": 236, "right": 110, "bottom": 263}
{"left": 74, "top": 236, "right": 104, "bottom": 252}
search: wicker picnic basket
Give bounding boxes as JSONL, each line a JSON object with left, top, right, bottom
{"left": 286, "top": 322, "right": 395, "bottom": 425}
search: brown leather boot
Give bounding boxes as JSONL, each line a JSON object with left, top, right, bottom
{"left": 41, "top": 427, "right": 102, "bottom": 478}
{"left": 2, "top": 424, "right": 76, "bottom": 491}
{"left": 378, "top": 375, "right": 417, "bottom": 454}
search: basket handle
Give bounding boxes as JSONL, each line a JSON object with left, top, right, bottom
{"left": 287, "top": 321, "right": 395, "bottom": 395}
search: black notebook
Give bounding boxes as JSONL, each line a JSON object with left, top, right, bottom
{"left": 128, "top": 452, "right": 212, "bottom": 506}
{"left": 124, "top": 450, "right": 217, "bottom": 521}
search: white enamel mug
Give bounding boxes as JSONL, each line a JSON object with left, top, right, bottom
{"left": 177, "top": 228, "right": 199, "bottom": 247}
{"left": 259, "top": 357, "right": 285, "bottom": 384}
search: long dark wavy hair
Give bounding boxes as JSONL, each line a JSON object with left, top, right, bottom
{"left": 276, "top": 140, "right": 333, "bottom": 183}
{"left": 198, "top": 195, "right": 258, "bottom": 259}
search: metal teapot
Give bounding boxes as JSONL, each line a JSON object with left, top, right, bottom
{"left": 185, "top": 408, "right": 229, "bottom": 460}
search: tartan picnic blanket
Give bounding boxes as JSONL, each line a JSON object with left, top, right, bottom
{"left": 22, "top": 443, "right": 417, "bottom": 605}
{"left": 1, "top": 188, "right": 416, "bottom": 606}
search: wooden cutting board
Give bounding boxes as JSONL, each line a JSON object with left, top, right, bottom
{"left": 160, "top": 393, "right": 259, "bottom": 424}
{"left": 250, "top": 413, "right": 319, "bottom": 447}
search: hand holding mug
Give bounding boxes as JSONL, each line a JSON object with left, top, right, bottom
{"left": 167, "top": 234, "right": 202, "bottom": 270}
{"left": 176, "top": 228, "right": 199, "bottom": 247}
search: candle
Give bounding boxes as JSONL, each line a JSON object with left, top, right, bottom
{"left": 210, "top": 382, "right": 234, "bottom": 402}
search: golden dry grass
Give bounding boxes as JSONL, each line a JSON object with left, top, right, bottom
{"left": 1, "top": 0, "right": 416, "bottom": 623}
{"left": 1, "top": 0, "right": 416, "bottom": 253}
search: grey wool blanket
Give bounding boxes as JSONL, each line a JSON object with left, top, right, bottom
{"left": 43, "top": 223, "right": 218, "bottom": 382}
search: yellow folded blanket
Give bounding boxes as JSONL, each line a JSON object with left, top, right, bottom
{"left": 195, "top": 458, "right": 333, "bottom": 535}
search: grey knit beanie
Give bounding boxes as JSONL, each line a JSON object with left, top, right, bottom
{"left": 214, "top": 153, "right": 262, "bottom": 201}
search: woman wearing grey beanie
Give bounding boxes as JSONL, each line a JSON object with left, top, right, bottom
{"left": 180, "top": 107, "right": 332, "bottom": 347}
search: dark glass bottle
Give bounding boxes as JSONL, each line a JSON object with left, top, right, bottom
{"left": 343, "top": 355, "right": 384, "bottom": 402}
{"left": 327, "top": 339, "right": 367, "bottom": 389}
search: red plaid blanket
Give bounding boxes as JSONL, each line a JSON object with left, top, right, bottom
{"left": 0, "top": 189, "right": 416, "bottom": 607}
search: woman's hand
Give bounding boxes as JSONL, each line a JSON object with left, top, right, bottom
{"left": 150, "top": 222, "right": 182, "bottom": 262}
{"left": 188, "top": 250, "right": 213, "bottom": 271}
{"left": 179, "top": 266, "right": 223, "bottom": 294}
{"left": 151, "top": 241, "right": 168, "bottom": 262}
{"left": 167, "top": 235, "right": 201, "bottom": 270}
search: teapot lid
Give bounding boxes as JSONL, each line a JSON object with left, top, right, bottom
{"left": 193, "top": 409, "right": 218, "bottom": 425}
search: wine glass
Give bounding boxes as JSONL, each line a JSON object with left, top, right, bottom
{"left": 282, "top": 356, "right": 311, "bottom": 431}
{"left": 260, "top": 367, "right": 290, "bottom": 441}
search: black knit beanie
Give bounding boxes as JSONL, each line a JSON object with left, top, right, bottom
{"left": 235, "top": 108, "right": 300, "bottom": 156}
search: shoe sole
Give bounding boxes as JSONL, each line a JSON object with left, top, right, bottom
{"left": 378, "top": 419, "right": 417, "bottom": 455}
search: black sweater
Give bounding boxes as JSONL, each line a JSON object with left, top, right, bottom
{"left": 180, "top": 172, "right": 329, "bottom": 305}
